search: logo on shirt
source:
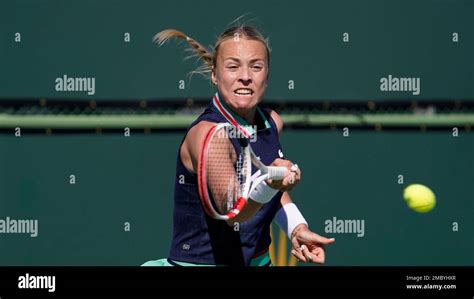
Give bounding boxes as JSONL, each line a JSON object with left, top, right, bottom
{"left": 278, "top": 149, "right": 284, "bottom": 158}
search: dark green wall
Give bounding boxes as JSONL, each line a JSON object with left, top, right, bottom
{"left": 1, "top": 0, "right": 473, "bottom": 101}
{"left": 0, "top": 0, "right": 472, "bottom": 266}
{"left": 0, "top": 130, "right": 472, "bottom": 265}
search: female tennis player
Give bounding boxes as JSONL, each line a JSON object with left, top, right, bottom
{"left": 143, "top": 25, "right": 335, "bottom": 266}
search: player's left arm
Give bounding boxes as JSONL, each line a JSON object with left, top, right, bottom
{"left": 267, "top": 108, "right": 336, "bottom": 264}
{"left": 278, "top": 193, "right": 335, "bottom": 264}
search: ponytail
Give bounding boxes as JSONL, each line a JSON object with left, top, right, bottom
{"left": 153, "top": 29, "right": 213, "bottom": 78}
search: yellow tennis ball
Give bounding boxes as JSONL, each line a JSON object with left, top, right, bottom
{"left": 403, "top": 184, "right": 436, "bottom": 213}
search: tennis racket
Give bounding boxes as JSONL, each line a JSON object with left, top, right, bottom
{"left": 198, "top": 123, "right": 289, "bottom": 220}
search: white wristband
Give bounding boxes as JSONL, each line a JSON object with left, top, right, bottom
{"left": 249, "top": 181, "right": 279, "bottom": 204}
{"left": 274, "top": 203, "right": 308, "bottom": 239}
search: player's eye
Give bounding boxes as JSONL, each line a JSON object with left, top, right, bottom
{"left": 252, "top": 65, "right": 263, "bottom": 71}
{"left": 227, "top": 65, "right": 238, "bottom": 71}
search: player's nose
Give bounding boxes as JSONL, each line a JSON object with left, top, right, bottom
{"left": 238, "top": 67, "right": 252, "bottom": 84}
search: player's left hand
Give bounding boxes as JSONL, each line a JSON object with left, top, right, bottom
{"left": 290, "top": 224, "right": 335, "bottom": 264}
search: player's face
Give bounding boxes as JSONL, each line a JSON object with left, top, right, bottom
{"left": 212, "top": 38, "right": 268, "bottom": 116}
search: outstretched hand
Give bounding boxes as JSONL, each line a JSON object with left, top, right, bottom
{"left": 290, "top": 224, "right": 335, "bottom": 264}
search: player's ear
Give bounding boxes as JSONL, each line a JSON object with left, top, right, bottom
{"left": 211, "top": 66, "right": 217, "bottom": 85}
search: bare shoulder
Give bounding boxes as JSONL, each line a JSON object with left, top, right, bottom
{"left": 264, "top": 108, "right": 283, "bottom": 134}
{"left": 186, "top": 121, "right": 216, "bottom": 144}
{"left": 181, "top": 121, "right": 216, "bottom": 173}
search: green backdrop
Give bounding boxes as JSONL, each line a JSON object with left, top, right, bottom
{"left": 0, "top": 0, "right": 472, "bottom": 267}
{"left": 0, "top": 130, "right": 472, "bottom": 266}
{"left": 0, "top": 0, "right": 473, "bottom": 101}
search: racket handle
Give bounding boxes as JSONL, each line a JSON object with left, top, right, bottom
{"left": 266, "top": 166, "right": 288, "bottom": 180}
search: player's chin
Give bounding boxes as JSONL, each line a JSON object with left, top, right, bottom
{"left": 232, "top": 98, "right": 257, "bottom": 109}
{"left": 232, "top": 93, "right": 262, "bottom": 106}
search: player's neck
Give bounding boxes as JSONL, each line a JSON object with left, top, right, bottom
{"left": 237, "top": 109, "right": 256, "bottom": 125}
{"left": 214, "top": 92, "right": 259, "bottom": 127}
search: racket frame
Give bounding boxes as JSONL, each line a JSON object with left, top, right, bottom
{"left": 198, "top": 123, "right": 287, "bottom": 221}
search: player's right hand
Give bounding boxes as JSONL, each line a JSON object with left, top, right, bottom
{"left": 266, "top": 158, "right": 301, "bottom": 192}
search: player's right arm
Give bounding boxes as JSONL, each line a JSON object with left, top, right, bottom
{"left": 180, "top": 121, "right": 214, "bottom": 175}
{"left": 181, "top": 121, "right": 301, "bottom": 224}
{"left": 180, "top": 121, "right": 263, "bottom": 224}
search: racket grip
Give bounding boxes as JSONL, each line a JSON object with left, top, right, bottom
{"left": 266, "top": 166, "right": 288, "bottom": 180}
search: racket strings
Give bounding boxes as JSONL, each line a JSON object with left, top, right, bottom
{"left": 206, "top": 128, "right": 241, "bottom": 214}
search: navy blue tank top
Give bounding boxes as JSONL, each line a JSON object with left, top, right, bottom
{"left": 168, "top": 93, "right": 284, "bottom": 266}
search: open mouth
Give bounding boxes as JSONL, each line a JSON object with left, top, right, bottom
{"left": 234, "top": 88, "right": 254, "bottom": 96}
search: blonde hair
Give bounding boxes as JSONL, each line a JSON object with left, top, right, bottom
{"left": 153, "top": 25, "right": 271, "bottom": 80}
